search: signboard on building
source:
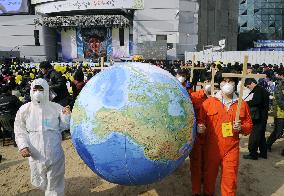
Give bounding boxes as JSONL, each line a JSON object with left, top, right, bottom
{"left": 31, "top": 0, "right": 57, "bottom": 4}
{"left": 0, "top": 0, "right": 29, "bottom": 15}
{"left": 35, "top": 0, "right": 144, "bottom": 14}
{"left": 254, "top": 40, "right": 284, "bottom": 48}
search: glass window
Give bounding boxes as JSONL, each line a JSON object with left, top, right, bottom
{"left": 156, "top": 35, "right": 167, "bottom": 41}
{"left": 119, "top": 28, "right": 124, "bottom": 46}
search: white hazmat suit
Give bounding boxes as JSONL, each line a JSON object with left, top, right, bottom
{"left": 14, "top": 78, "right": 70, "bottom": 196}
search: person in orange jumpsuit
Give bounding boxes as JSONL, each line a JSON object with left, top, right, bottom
{"left": 197, "top": 77, "right": 253, "bottom": 196}
{"left": 175, "top": 69, "right": 196, "bottom": 95}
{"left": 189, "top": 74, "right": 212, "bottom": 196}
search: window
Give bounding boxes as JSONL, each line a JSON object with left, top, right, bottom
{"left": 34, "top": 30, "right": 40, "bottom": 46}
{"left": 156, "top": 35, "right": 167, "bottom": 41}
{"left": 119, "top": 28, "right": 124, "bottom": 46}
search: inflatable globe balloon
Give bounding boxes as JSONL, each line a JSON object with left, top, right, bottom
{"left": 71, "top": 63, "right": 196, "bottom": 185}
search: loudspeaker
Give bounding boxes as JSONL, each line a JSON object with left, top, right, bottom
{"left": 34, "top": 30, "right": 40, "bottom": 46}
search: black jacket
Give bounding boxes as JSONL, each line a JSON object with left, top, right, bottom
{"left": 38, "top": 69, "right": 70, "bottom": 104}
{"left": 247, "top": 85, "right": 270, "bottom": 123}
{"left": 0, "top": 94, "right": 22, "bottom": 116}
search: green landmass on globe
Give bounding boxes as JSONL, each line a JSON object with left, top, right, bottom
{"left": 72, "top": 65, "right": 194, "bottom": 161}
{"left": 71, "top": 63, "right": 196, "bottom": 185}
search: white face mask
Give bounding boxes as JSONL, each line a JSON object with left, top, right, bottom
{"left": 221, "top": 83, "right": 235, "bottom": 95}
{"left": 33, "top": 91, "right": 45, "bottom": 103}
{"left": 177, "top": 76, "right": 186, "bottom": 83}
{"left": 204, "top": 84, "right": 211, "bottom": 94}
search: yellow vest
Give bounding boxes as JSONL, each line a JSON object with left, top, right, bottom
{"left": 275, "top": 90, "right": 284, "bottom": 118}
{"left": 276, "top": 107, "right": 284, "bottom": 118}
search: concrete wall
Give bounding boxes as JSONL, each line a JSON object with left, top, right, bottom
{"left": 133, "top": 0, "right": 201, "bottom": 60}
{"left": 1, "top": 0, "right": 239, "bottom": 61}
{"left": 186, "top": 51, "right": 284, "bottom": 65}
{"left": 178, "top": 0, "right": 199, "bottom": 59}
{"left": 133, "top": 0, "right": 180, "bottom": 59}
{"left": 112, "top": 27, "right": 130, "bottom": 59}
{"left": 0, "top": 15, "right": 56, "bottom": 62}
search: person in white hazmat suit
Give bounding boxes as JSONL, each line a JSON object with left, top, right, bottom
{"left": 14, "top": 78, "right": 71, "bottom": 196}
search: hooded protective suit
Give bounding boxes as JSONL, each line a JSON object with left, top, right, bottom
{"left": 14, "top": 78, "right": 70, "bottom": 196}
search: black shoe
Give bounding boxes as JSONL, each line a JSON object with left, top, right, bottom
{"left": 281, "top": 149, "right": 284, "bottom": 156}
{"left": 0, "top": 155, "right": 2, "bottom": 163}
{"left": 258, "top": 153, "right": 267, "bottom": 159}
{"left": 267, "top": 146, "right": 272, "bottom": 152}
{"left": 243, "top": 154, "right": 258, "bottom": 160}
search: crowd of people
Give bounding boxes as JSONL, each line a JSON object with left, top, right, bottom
{"left": 176, "top": 61, "right": 284, "bottom": 196}
{"left": 0, "top": 59, "right": 283, "bottom": 196}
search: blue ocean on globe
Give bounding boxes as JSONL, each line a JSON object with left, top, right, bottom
{"left": 71, "top": 63, "right": 196, "bottom": 185}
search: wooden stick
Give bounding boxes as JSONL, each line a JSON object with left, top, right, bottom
{"left": 222, "top": 73, "right": 266, "bottom": 78}
{"left": 190, "top": 55, "right": 196, "bottom": 83}
{"left": 180, "top": 66, "right": 205, "bottom": 70}
{"left": 211, "top": 68, "right": 217, "bottom": 96}
{"left": 221, "top": 55, "right": 266, "bottom": 121}
{"left": 197, "top": 82, "right": 218, "bottom": 87}
{"left": 235, "top": 55, "right": 248, "bottom": 122}
{"left": 181, "top": 55, "right": 206, "bottom": 91}
{"left": 100, "top": 57, "right": 104, "bottom": 67}
{"left": 93, "top": 60, "right": 107, "bottom": 70}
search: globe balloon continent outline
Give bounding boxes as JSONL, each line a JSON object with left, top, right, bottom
{"left": 71, "top": 63, "right": 196, "bottom": 185}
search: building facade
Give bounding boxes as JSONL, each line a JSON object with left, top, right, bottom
{"left": 238, "top": 0, "right": 284, "bottom": 50}
{"left": 198, "top": 0, "right": 239, "bottom": 51}
{"left": 0, "top": 0, "right": 239, "bottom": 62}
{"left": 133, "top": 0, "right": 199, "bottom": 60}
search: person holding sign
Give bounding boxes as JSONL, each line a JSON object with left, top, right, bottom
{"left": 197, "top": 75, "right": 253, "bottom": 196}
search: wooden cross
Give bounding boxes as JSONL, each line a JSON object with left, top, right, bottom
{"left": 196, "top": 67, "right": 218, "bottom": 95}
{"left": 93, "top": 57, "right": 107, "bottom": 70}
{"left": 222, "top": 55, "right": 266, "bottom": 122}
{"left": 181, "top": 55, "right": 206, "bottom": 83}
{"left": 211, "top": 67, "right": 218, "bottom": 96}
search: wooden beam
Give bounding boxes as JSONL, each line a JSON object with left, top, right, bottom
{"left": 180, "top": 55, "right": 206, "bottom": 83}
{"left": 211, "top": 67, "right": 218, "bottom": 96}
{"left": 222, "top": 73, "right": 266, "bottom": 79}
{"left": 90, "top": 57, "right": 107, "bottom": 70}
{"left": 221, "top": 55, "right": 266, "bottom": 122}
{"left": 235, "top": 55, "right": 248, "bottom": 122}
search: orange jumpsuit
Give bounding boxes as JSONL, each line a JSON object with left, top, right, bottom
{"left": 190, "top": 90, "right": 208, "bottom": 195}
{"left": 198, "top": 97, "right": 253, "bottom": 196}
{"left": 187, "top": 88, "right": 194, "bottom": 95}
